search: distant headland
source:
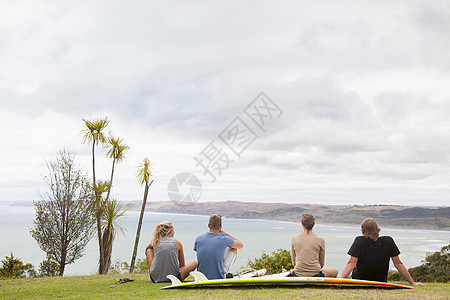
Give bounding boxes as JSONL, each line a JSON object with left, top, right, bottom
{"left": 122, "top": 200, "right": 450, "bottom": 231}
{"left": 4, "top": 200, "right": 448, "bottom": 230}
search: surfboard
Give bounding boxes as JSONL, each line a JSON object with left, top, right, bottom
{"left": 162, "top": 271, "right": 413, "bottom": 289}
{"left": 237, "top": 268, "right": 268, "bottom": 278}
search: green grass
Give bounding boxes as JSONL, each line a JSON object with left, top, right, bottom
{"left": 0, "top": 274, "right": 448, "bottom": 300}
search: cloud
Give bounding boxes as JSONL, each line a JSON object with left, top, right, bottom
{"left": 413, "top": 1, "right": 450, "bottom": 71}
{"left": 1, "top": 1, "right": 450, "bottom": 206}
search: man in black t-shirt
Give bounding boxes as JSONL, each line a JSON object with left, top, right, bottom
{"left": 340, "top": 218, "right": 427, "bottom": 286}
{"left": 347, "top": 235, "right": 400, "bottom": 282}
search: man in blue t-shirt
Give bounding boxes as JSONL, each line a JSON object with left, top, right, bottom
{"left": 194, "top": 214, "right": 244, "bottom": 279}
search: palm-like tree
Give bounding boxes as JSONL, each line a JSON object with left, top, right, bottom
{"left": 81, "top": 117, "right": 109, "bottom": 274}
{"left": 101, "top": 198, "right": 126, "bottom": 274}
{"left": 94, "top": 180, "right": 113, "bottom": 274}
{"left": 101, "top": 136, "right": 128, "bottom": 273}
{"left": 130, "top": 158, "right": 154, "bottom": 273}
{"left": 95, "top": 180, "right": 110, "bottom": 213}
{"left": 103, "top": 135, "right": 129, "bottom": 203}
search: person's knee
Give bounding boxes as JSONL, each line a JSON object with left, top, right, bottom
{"left": 184, "top": 260, "right": 197, "bottom": 270}
{"left": 324, "top": 268, "right": 338, "bottom": 278}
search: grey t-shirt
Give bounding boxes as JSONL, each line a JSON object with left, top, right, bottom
{"left": 150, "top": 236, "right": 180, "bottom": 283}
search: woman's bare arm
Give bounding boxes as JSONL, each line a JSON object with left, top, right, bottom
{"left": 175, "top": 239, "right": 186, "bottom": 268}
{"left": 145, "top": 244, "right": 154, "bottom": 277}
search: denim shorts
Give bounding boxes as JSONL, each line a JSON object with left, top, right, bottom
{"left": 313, "top": 271, "right": 326, "bottom": 277}
{"left": 289, "top": 270, "right": 325, "bottom": 277}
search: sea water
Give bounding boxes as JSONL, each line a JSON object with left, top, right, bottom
{"left": 0, "top": 205, "right": 448, "bottom": 276}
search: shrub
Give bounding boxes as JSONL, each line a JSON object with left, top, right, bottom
{"left": 0, "top": 252, "right": 35, "bottom": 278}
{"left": 110, "top": 258, "right": 148, "bottom": 274}
{"left": 387, "top": 271, "right": 403, "bottom": 281}
{"left": 38, "top": 255, "right": 60, "bottom": 277}
{"left": 134, "top": 258, "right": 149, "bottom": 274}
{"left": 388, "top": 244, "right": 449, "bottom": 283}
{"left": 247, "top": 248, "right": 293, "bottom": 275}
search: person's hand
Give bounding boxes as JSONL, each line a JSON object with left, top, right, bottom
{"left": 413, "top": 282, "right": 428, "bottom": 286}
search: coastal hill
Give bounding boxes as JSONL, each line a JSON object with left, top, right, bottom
{"left": 123, "top": 200, "right": 450, "bottom": 231}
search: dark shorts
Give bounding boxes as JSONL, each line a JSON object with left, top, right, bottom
{"left": 313, "top": 271, "right": 326, "bottom": 277}
{"left": 289, "top": 270, "right": 325, "bottom": 277}
{"left": 150, "top": 272, "right": 181, "bottom": 283}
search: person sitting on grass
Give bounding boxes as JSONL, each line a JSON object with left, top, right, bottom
{"left": 340, "top": 218, "right": 427, "bottom": 286}
{"left": 194, "top": 214, "right": 243, "bottom": 280}
{"left": 290, "top": 213, "right": 338, "bottom": 278}
{"left": 145, "top": 221, "right": 197, "bottom": 283}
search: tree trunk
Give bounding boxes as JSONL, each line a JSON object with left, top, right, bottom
{"left": 60, "top": 209, "right": 67, "bottom": 277}
{"left": 92, "top": 142, "right": 105, "bottom": 274}
{"left": 102, "top": 227, "right": 113, "bottom": 274}
{"left": 105, "top": 158, "right": 116, "bottom": 203}
{"left": 59, "top": 258, "right": 65, "bottom": 276}
{"left": 129, "top": 179, "right": 153, "bottom": 273}
{"left": 100, "top": 157, "right": 116, "bottom": 274}
{"left": 59, "top": 237, "right": 66, "bottom": 276}
{"left": 96, "top": 210, "right": 105, "bottom": 274}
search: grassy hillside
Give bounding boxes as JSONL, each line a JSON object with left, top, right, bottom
{"left": 1, "top": 274, "right": 448, "bottom": 300}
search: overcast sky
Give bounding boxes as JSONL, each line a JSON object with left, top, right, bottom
{"left": 1, "top": 0, "right": 450, "bottom": 206}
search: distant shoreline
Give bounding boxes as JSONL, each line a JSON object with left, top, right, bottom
{"left": 1, "top": 200, "right": 447, "bottom": 209}
{"left": 128, "top": 208, "right": 450, "bottom": 232}
{"left": 3, "top": 200, "right": 449, "bottom": 231}
{"left": 123, "top": 200, "right": 450, "bottom": 231}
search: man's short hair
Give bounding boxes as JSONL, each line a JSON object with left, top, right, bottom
{"left": 209, "top": 214, "right": 222, "bottom": 230}
{"left": 361, "top": 218, "right": 380, "bottom": 240}
{"left": 301, "top": 213, "right": 315, "bottom": 231}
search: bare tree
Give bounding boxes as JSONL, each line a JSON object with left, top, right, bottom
{"left": 30, "top": 150, "right": 95, "bottom": 276}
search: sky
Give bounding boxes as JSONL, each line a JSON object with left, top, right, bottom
{"left": 1, "top": 0, "right": 450, "bottom": 206}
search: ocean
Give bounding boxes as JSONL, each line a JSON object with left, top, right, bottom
{"left": 1, "top": 205, "right": 448, "bottom": 276}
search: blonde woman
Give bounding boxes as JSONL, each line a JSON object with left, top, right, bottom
{"left": 340, "top": 218, "right": 427, "bottom": 286}
{"left": 145, "top": 221, "right": 197, "bottom": 283}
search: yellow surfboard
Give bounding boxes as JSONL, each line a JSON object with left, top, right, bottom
{"left": 162, "top": 271, "right": 413, "bottom": 289}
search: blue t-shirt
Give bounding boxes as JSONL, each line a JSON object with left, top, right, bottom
{"left": 194, "top": 232, "right": 235, "bottom": 279}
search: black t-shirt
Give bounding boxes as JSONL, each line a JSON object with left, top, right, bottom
{"left": 347, "top": 236, "right": 400, "bottom": 282}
